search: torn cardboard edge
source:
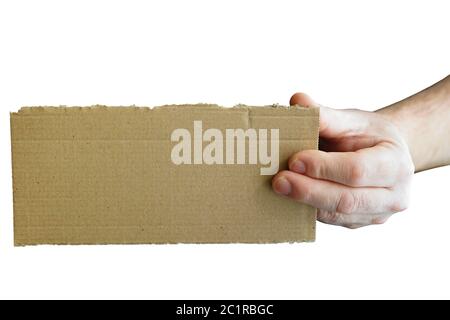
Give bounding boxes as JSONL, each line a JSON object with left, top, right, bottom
{"left": 13, "top": 103, "right": 314, "bottom": 113}
{"left": 11, "top": 104, "right": 319, "bottom": 246}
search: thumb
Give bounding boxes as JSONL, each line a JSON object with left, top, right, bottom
{"left": 290, "top": 92, "right": 371, "bottom": 139}
{"left": 289, "top": 92, "right": 317, "bottom": 108}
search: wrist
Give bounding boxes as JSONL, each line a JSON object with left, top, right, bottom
{"left": 377, "top": 103, "right": 412, "bottom": 143}
{"left": 378, "top": 75, "right": 450, "bottom": 172}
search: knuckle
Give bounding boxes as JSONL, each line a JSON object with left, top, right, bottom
{"left": 301, "top": 153, "right": 324, "bottom": 179}
{"left": 400, "top": 159, "right": 415, "bottom": 177}
{"left": 392, "top": 152, "right": 415, "bottom": 179}
{"left": 336, "top": 191, "right": 358, "bottom": 214}
{"left": 329, "top": 214, "right": 342, "bottom": 225}
{"left": 311, "top": 157, "right": 327, "bottom": 179}
{"left": 343, "top": 223, "right": 362, "bottom": 229}
{"left": 288, "top": 179, "right": 310, "bottom": 203}
{"left": 387, "top": 184, "right": 411, "bottom": 213}
{"left": 317, "top": 210, "right": 342, "bottom": 225}
{"left": 371, "top": 216, "right": 389, "bottom": 225}
{"left": 389, "top": 199, "right": 409, "bottom": 213}
{"left": 348, "top": 158, "right": 365, "bottom": 186}
{"left": 299, "top": 186, "right": 313, "bottom": 203}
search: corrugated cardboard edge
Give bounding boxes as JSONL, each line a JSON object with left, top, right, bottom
{"left": 10, "top": 104, "right": 319, "bottom": 246}
{"left": 12, "top": 103, "right": 315, "bottom": 115}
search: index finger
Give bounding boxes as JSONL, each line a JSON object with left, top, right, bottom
{"left": 288, "top": 144, "right": 413, "bottom": 188}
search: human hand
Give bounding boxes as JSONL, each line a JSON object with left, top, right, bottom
{"left": 272, "top": 93, "right": 415, "bottom": 228}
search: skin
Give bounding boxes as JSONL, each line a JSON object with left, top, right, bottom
{"left": 272, "top": 75, "right": 450, "bottom": 228}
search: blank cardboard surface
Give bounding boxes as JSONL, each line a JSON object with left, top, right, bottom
{"left": 10, "top": 105, "right": 319, "bottom": 245}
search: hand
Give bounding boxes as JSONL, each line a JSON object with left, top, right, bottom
{"left": 272, "top": 93, "right": 415, "bottom": 228}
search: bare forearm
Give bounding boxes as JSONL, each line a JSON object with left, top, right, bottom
{"left": 377, "top": 75, "right": 450, "bottom": 172}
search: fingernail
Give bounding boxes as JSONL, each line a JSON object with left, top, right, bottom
{"left": 273, "top": 177, "right": 291, "bottom": 196}
{"left": 291, "top": 160, "right": 305, "bottom": 174}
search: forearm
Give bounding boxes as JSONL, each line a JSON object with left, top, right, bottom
{"left": 377, "top": 75, "right": 450, "bottom": 172}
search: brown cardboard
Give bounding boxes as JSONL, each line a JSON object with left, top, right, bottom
{"left": 10, "top": 105, "right": 319, "bottom": 245}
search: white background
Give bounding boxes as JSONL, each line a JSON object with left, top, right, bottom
{"left": 0, "top": 0, "right": 449, "bottom": 299}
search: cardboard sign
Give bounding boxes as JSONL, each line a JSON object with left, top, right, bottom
{"left": 10, "top": 105, "right": 319, "bottom": 245}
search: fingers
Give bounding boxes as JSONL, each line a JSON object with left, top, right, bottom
{"left": 272, "top": 170, "right": 401, "bottom": 215}
{"left": 317, "top": 210, "right": 392, "bottom": 229}
{"left": 288, "top": 145, "right": 413, "bottom": 188}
